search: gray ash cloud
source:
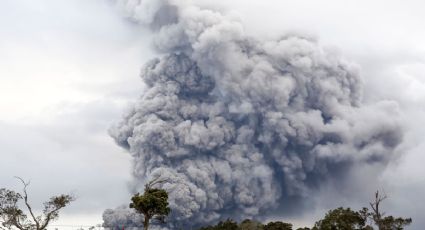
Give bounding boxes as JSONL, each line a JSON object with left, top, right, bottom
{"left": 104, "top": 0, "right": 403, "bottom": 228}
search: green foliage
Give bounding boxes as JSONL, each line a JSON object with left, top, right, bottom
{"left": 0, "top": 188, "right": 25, "bottom": 230}
{"left": 195, "top": 203, "right": 412, "bottom": 230}
{"left": 313, "top": 204, "right": 412, "bottom": 230}
{"left": 239, "top": 219, "right": 264, "bottom": 230}
{"left": 0, "top": 178, "right": 74, "bottom": 230}
{"left": 198, "top": 219, "right": 239, "bottom": 230}
{"left": 380, "top": 216, "right": 412, "bottom": 230}
{"left": 129, "top": 177, "right": 171, "bottom": 230}
{"left": 198, "top": 219, "right": 295, "bottom": 230}
{"left": 130, "top": 188, "right": 170, "bottom": 220}
{"left": 264, "top": 221, "right": 293, "bottom": 230}
{"left": 314, "top": 207, "right": 367, "bottom": 230}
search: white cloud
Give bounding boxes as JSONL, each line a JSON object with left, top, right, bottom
{"left": 0, "top": 0, "right": 154, "bottom": 227}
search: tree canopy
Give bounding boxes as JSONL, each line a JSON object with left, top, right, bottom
{"left": 197, "top": 191, "right": 412, "bottom": 230}
{"left": 312, "top": 191, "right": 411, "bottom": 230}
{"left": 264, "top": 221, "right": 293, "bottom": 230}
{"left": 129, "top": 177, "right": 171, "bottom": 230}
{"left": 0, "top": 177, "right": 74, "bottom": 230}
{"left": 313, "top": 207, "right": 369, "bottom": 230}
{"left": 198, "top": 219, "right": 296, "bottom": 230}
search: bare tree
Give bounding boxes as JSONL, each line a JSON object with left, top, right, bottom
{"left": 366, "top": 190, "right": 411, "bottom": 230}
{"left": 369, "top": 190, "right": 387, "bottom": 229}
{"left": 0, "top": 177, "right": 75, "bottom": 230}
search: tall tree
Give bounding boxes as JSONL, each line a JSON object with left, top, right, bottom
{"left": 366, "top": 191, "right": 412, "bottom": 230}
{"left": 0, "top": 177, "right": 74, "bottom": 230}
{"left": 129, "top": 176, "right": 171, "bottom": 230}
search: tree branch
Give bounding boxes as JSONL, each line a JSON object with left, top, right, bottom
{"left": 15, "top": 177, "right": 40, "bottom": 229}
{"left": 369, "top": 190, "right": 388, "bottom": 230}
{"left": 10, "top": 215, "right": 25, "bottom": 230}
{"left": 39, "top": 206, "right": 62, "bottom": 230}
{"left": 145, "top": 175, "right": 170, "bottom": 190}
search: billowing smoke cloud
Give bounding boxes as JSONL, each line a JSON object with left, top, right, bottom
{"left": 103, "top": 205, "right": 143, "bottom": 230}
{"left": 104, "top": 0, "right": 403, "bottom": 228}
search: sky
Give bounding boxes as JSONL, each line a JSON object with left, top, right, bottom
{"left": 0, "top": 0, "right": 424, "bottom": 229}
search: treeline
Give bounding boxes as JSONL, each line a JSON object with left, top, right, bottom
{"left": 198, "top": 191, "right": 412, "bottom": 230}
{"left": 1, "top": 177, "right": 413, "bottom": 230}
{"left": 126, "top": 177, "right": 412, "bottom": 230}
{"left": 198, "top": 219, "right": 296, "bottom": 230}
{"left": 198, "top": 206, "right": 411, "bottom": 230}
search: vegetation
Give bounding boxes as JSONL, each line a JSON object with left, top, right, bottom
{"left": 240, "top": 219, "right": 265, "bottom": 230}
{"left": 0, "top": 177, "right": 74, "bottom": 230}
{"left": 197, "top": 191, "right": 412, "bottom": 230}
{"left": 2, "top": 175, "right": 410, "bottom": 230}
{"left": 264, "top": 221, "right": 293, "bottom": 230}
{"left": 129, "top": 176, "right": 171, "bottom": 230}
{"left": 364, "top": 191, "right": 412, "bottom": 230}
{"left": 198, "top": 219, "right": 296, "bottom": 230}
{"left": 313, "top": 207, "right": 370, "bottom": 230}
{"left": 199, "top": 219, "right": 239, "bottom": 230}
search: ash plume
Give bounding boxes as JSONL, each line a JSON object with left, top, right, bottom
{"left": 103, "top": 205, "right": 143, "bottom": 230}
{"left": 105, "top": 0, "right": 403, "bottom": 228}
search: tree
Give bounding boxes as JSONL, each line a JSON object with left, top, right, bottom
{"left": 365, "top": 191, "right": 411, "bottom": 230}
{"left": 198, "top": 219, "right": 239, "bottom": 230}
{"left": 0, "top": 177, "right": 74, "bottom": 230}
{"left": 314, "top": 191, "right": 412, "bottom": 230}
{"left": 239, "top": 219, "right": 264, "bottom": 230}
{"left": 264, "top": 221, "right": 293, "bottom": 230}
{"left": 129, "top": 176, "right": 171, "bottom": 230}
{"left": 314, "top": 207, "right": 368, "bottom": 230}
